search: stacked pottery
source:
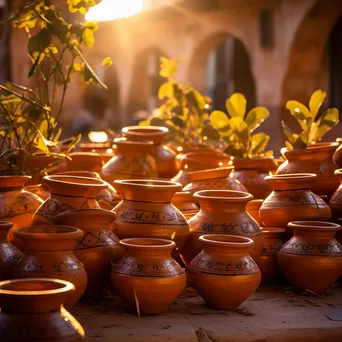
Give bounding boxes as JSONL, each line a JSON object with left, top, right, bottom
{"left": 12, "top": 225, "right": 87, "bottom": 308}
{"left": 187, "top": 235, "right": 261, "bottom": 309}
{"left": 171, "top": 191, "right": 199, "bottom": 220}
{"left": 246, "top": 199, "right": 263, "bottom": 226}
{"left": 278, "top": 221, "right": 342, "bottom": 294}
{"left": 0, "top": 278, "right": 85, "bottom": 341}
{"left": 329, "top": 169, "right": 342, "bottom": 220}
{"left": 181, "top": 190, "right": 263, "bottom": 265}
{"left": 111, "top": 238, "right": 186, "bottom": 315}
{"left": 54, "top": 209, "right": 124, "bottom": 299}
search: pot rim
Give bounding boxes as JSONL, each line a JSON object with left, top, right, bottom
{"left": 114, "top": 179, "right": 182, "bottom": 191}
{"left": 57, "top": 171, "right": 101, "bottom": 179}
{"left": 194, "top": 189, "right": 253, "bottom": 202}
{"left": 119, "top": 238, "right": 176, "bottom": 249}
{"left": 199, "top": 234, "right": 254, "bottom": 247}
{"left": 0, "top": 221, "right": 13, "bottom": 229}
{"left": 265, "top": 173, "right": 317, "bottom": 183}
{"left": 43, "top": 175, "right": 107, "bottom": 188}
{"left": 288, "top": 221, "right": 341, "bottom": 231}
{"left": 261, "top": 227, "right": 286, "bottom": 234}
{"left": 0, "top": 175, "right": 32, "bottom": 188}
{"left": 335, "top": 169, "right": 342, "bottom": 177}
{"left": 113, "top": 138, "right": 154, "bottom": 147}
{"left": 69, "top": 151, "right": 101, "bottom": 157}
{"left": 14, "top": 225, "right": 83, "bottom": 240}
{"left": 172, "top": 191, "right": 194, "bottom": 202}
{"left": 122, "top": 125, "right": 169, "bottom": 136}
{"left": 188, "top": 166, "right": 233, "bottom": 182}
{"left": 283, "top": 142, "right": 339, "bottom": 157}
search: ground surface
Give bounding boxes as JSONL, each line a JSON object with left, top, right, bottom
{"left": 72, "top": 283, "right": 342, "bottom": 342}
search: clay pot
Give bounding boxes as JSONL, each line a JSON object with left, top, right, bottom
{"left": 31, "top": 175, "right": 107, "bottom": 226}
{"left": 276, "top": 143, "right": 340, "bottom": 198}
{"left": 122, "top": 126, "right": 178, "bottom": 178}
{"left": 258, "top": 227, "right": 285, "bottom": 283}
{"left": 0, "top": 278, "right": 85, "bottom": 341}
{"left": 24, "top": 184, "right": 50, "bottom": 200}
{"left": 334, "top": 139, "right": 342, "bottom": 168}
{"left": 101, "top": 139, "right": 158, "bottom": 183}
{"left": 111, "top": 238, "right": 186, "bottom": 315}
{"left": 112, "top": 180, "right": 189, "bottom": 258}
{"left": 53, "top": 209, "right": 124, "bottom": 299}
{"left": 180, "top": 190, "right": 263, "bottom": 265}
{"left": 171, "top": 191, "right": 199, "bottom": 220}
{"left": 12, "top": 225, "right": 87, "bottom": 308}
{"left": 0, "top": 222, "right": 23, "bottom": 281}
{"left": 329, "top": 169, "right": 342, "bottom": 221}
{"left": 188, "top": 234, "right": 261, "bottom": 310}
{"left": 0, "top": 176, "right": 43, "bottom": 245}
{"left": 246, "top": 199, "right": 263, "bottom": 226}
{"left": 230, "top": 158, "right": 278, "bottom": 199}
{"left": 67, "top": 152, "right": 104, "bottom": 172}
{"left": 278, "top": 221, "right": 342, "bottom": 294}
{"left": 182, "top": 167, "right": 247, "bottom": 196}
{"left": 259, "top": 174, "right": 331, "bottom": 232}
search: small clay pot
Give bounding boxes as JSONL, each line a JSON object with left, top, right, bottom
{"left": 333, "top": 138, "right": 342, "bottom": 168}
{"left": 171, "top": 191, "right": 199, "bottom": 220}
{"left": 67, "top": 152, "right": 104, "bottom": 172}
{"left": 101, "top": 139, "right": 158, "bottom": 183}
{"left": 0, "top": 278, "right": 85, "bottom": 341}
{"left": 180, "top": 190, "right": 263, "bottom": 265}
{"left": 259, "top": 174, "right": 331, "bottom": 232}
{"left": 0, "top": 222, "right": 23, "bottom": 281}
{"left": 276, "top": 143, "right": 340, "bottom": 198}
{"left": 188, "top": 234, "right": 261, "bottom": 310}
{"left": 258, "top": 227, "right": 285, "bottom": 283}
{"left": 230, "top": 158, "right": 278, "bottom": 199}
{"left": 329, "top": 169, "right": 342, "bottom": 221}
{"left": 122, "top": 126, "right": 178, "bottom": 178}
{"left": 278, "top": 221, "right": 342, "bottom": 294}
{"left": 12, "top": 225, "right": 87, "bottom": 308}
{"left": 246, "top": 199, "right": 263, "bottom": 226}
{"left": 53, "top": 209, "right": 124, "bottom": 299}
{"left": 111, "top": 238, "right": 186, "bottom": 315}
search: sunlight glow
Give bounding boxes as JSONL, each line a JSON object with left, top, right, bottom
{"left": 88, "top": 131, "right": 108, "bottom": 143}
{"left": 85, "top": 0, "right": 144, "bottom": 22}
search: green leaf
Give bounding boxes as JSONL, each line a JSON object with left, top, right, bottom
{"left": 28, "top": 29, "right": 51, "bottom": 56}
{"left": 210, "top": 110, "right": 230, "bottom": 130}
{"left": 245, "top": 106, "right": 270, "bottom": 132}
{"left": 82, "top": 28, "right": 95, "bottom": 48}
{"left": 226, "top": 93, "right": 246, "bottom": 118}
{"left": 102, "top": 57, "right": 112, "bottom": 67}
{"left": 250, "top": 132, "right": 270, "bottom": 155}
{"left": 309, "top": 89, "right": 326, "bottom": 120}
{"left": 158, "top": 82, "right": 174, "bottom": 100}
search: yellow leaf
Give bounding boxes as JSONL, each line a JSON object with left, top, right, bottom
{"left": 102, "top": 57, "right": 112, "bottom": 66}
{"left": 210, "top": 110, "right": 230, "bottom": 130}
{"left": 226, "top": 93, "right": 246, "bottom": 118}
{"left": 245, "top": 106, "right": 270, "bottom": 131}
{"left": 286, "top": 100, "right": 310, "bottom": 119}
{"left": 138, "top": 120, "right": 150, "bottom": 126}
{"left": 82, "top": 28, "right": 95, "bottom": 48}
{"left": 309, "top": 89, "right": 326, "bottom": 119}
{"left": 85, "top": 22, "right": 99, "bottom": 32}
{"left": 73, "top": 63, "right": 82, "bottom": 71}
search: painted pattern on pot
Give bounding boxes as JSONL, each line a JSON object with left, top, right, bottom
{"left": 329, "top": 169, "right": 342, "bottom": 220}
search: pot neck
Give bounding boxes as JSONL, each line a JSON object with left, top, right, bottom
{"left": 265, "top": 173, "right": 316, "bottom": 191}
{"left": 233, "top": 157, "right": 276, "bottom": 172}
{"left": 115, "top": 140, "right": 155, "bottom": 155}
{"left": 289, "top": 221, "right": 341, "bottom": 239}
{"left": 199, "top": 199, "right": 247, "bottom": 212}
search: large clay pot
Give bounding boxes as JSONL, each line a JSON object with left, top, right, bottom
{"left": 230, "top": 158, "right": 278, "bottom": 199}
{"left": 276, "top": 143, "right": 340, "bottom": 198}
{"left": 171, "top": 191, "right": 199, "bottom": 220}
{"left": 259, "top": 174, "right": 331, "bottom": 232}
{"left": 53, "top": 209, "right": 124, "bottom": 299}
{"left": 0, "top": 278, "right": 85, "bottom": 341}
{"left": 182, "top": 167, "right": 247, "bottom": 196}
{"left": 101, "top": 139, "right": 158, "bottom": 183}
{"left": 258, "top": 227, "right": 285, "bottom": 283}
{"left": 67, "top": 152, "right": 104, "bottom": 172}
{"left": 12, "top": 225, "right": 87, "bottom": 308}
{"left": 112, "top": 180, "right": 189, "bottom": 258}
{"left": 111, "top": 238, "right": 186, "bottom": 315}
{"left": 188, "top": 234, "right": 261, "bottom": 310}
{"left": 180, "top": 190, "right": 263, "bottom": 265}
{"left": 246, "top": 199, "right": 263, "bottom": 226}
{"left": 334, "top": 139, "right": 342, "bottom": 168}
{"left": 0, "top": 222, "right": 23, "bottom": 281}
{"left": 122, "top": 126, "right": 178, "bottom": 178}
{"left": 329, "top": 169, "right": 342, "bottom": 220}
{"left": 31, "top": 175, "right": 107, "bottom": 225}
{"left": 278, "top": 221, "right": 342, "bottom": 294}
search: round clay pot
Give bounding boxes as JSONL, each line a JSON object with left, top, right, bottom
{"left": 259, "top": 174, "right": 331, "bottom": 232}
{"left": 101, "top": 139, "right": 158, "bottom": 183}
{"left": 24, "top": 183, "right": 50, "bottom": 200}
{"left": 276, "top": 143, "right": 340, "bottom": 198}
{"left": 53, "top": 209, "right": 124, "bottom": 299}
{"left": 180, "top": 190, "right": 263, "bottom": 265}
{"left": 188, "top": 234, "right": 261, "bottom": 310}
{"left": 334, "top": 139, "right": 342, "bottom": 168}
{"left": 12, "top": 225, "right": 87, "bottom": 308}
{"left": 122, "top": 126, "right": 178, "bottom": 178}
{"left": 329, "top": 169, "right": 342, "bottom": 221}
{"left": 230, "top": 158, "right": 278, "bottom": 199}
{"left": 182, "top": 167, "right": 247, "bottom": 196}
{"left": 111, "top": 238, "right": 186, "bottom": 315}
{"left": 0, "top": 222, "right": 23, "bottom": 281}
{"left": 246, "top": 199, "right": 263, "bottom": 226}
{"left": 67, "top": 152, "right": 104, "bottom": 172}
{"left": 31, "top": 175, "right": 107, "bottom": 226}
{"left": 278, "top": 221, "right": 342, "bottom": 294}
{"left": 0, "top": 278, "right": 85, "bottom": 341}
{"left": 171, "top": 191, "right": 199, "bottom": 220}
{"left": 258, "top": 227, "right": 285, "bottom": 283}
{"left": 0, "top": 176, "right": 43, "bottom": 246}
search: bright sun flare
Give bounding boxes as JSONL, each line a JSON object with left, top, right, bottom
{"left": 85, "top": 0, "right": 144, "bottom": 22}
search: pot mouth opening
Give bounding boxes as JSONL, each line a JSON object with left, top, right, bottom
{"left": 194, "top": 190, "right": 253, "bottom": 202}
{"left": 0, "top": 221, "right": 13, "bottom": 230}
{"left": 14, "top": 225, "right": 83, "bottom": 240}
{"left": 261, "top": 227, "right": 286, "bottom": 234}
{"left": 69, "top": 152, "right": 100, "bottom": 157}
{"left": 288, "top": 221, "right": 341, "bottom": 231}
{"left": 266, "top": 173, "right": 316, "bottom": 181}
{"left": 0, "top": 175, "right": 32, "bottom": 188}
{"left": 122, "top": 126, "right": 168, "bottom": 136}
{"left": 188, "top": 167, "right": 233, "bottom": 181}
{"left": 120, "top": 238, "right": 176, "bottom": 249}
{"left": 114, "top": 179, "right": 182, "bottom": 190}
{"left": 57, "top": 171, "right": 101, "bottom": 179}
{"left": 114, "top": 138, "right": 154, "bottom": 146}
{"left": 199, "top": 234, "right": 253, "bottom": 247}
{"left": 44, "top": 175, "right": 107, "bottom": 187}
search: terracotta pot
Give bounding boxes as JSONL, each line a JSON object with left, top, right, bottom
{"left": 258, "top": 227, "right": 285, "bottom": 283}
{"left": 230, "top": 158, "right": 278, "bottom": 199}
{"left": 276, "top": 143, "right": 340, "bottom": 198}
{"left": 259, "top": 174, "right": 331, "bottom": 232}
{"left": 111, "top": 238, "right": 186, "bottom": 315}
{"left": 182, "top": 167, "right": 247, "bottom": 196}
{"left": 180, "top": 190, "right": 263, "bottom": 265}
{"left": 122, "top": 126, "right": 178, "bottom": 178}
{"left": 188, "top": 234, "right": 261, "bottom": 310}
{"left": 67, "top": 152, "right": 104, "bottom": 172}
{"left": 278, "top": 221, "right": 342, "bottom": 294}
{"left": 101, "top": 139, "right": 158, "bottom": 183}
{"left": 31, "top": 175, "right": 107, "bottom": 226}
{"left": 246, "top": 199, "right": 263, "bottom": 226}
{"left": 12, "top": 225, "right": 87, "bottom": 308}
{"left": 53, "top": 209, "right": 124, "bottom": 299}
{"left": 0, "top": 222, "right": 23, "bottom": 281}
{"left": 112, "top": 180, "right": 189, "bottom": 259}
{"left": 0, "top": 176, "right": 43, "bottom": 247}
{"left": 334, "top": 139, "right": 342, "bottom": 168}
{"left": 329, "top": 169, "right": 342, "bottom": 221}
{"left": 171, "top": 191, "right": 199, "bottom": 220}
{"left": 0, "top": 278, "right": 85, "bottom": 341}
{"left": 24, "top": 184, "right": 50, "bottom": 200}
